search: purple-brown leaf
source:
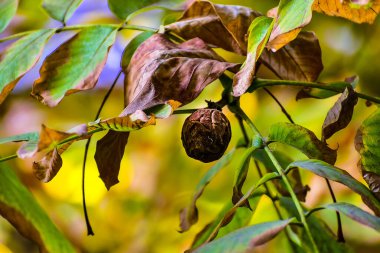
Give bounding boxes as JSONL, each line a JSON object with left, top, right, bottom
{"left": 122, "top": 33, "right": 238, "bottom": 115}
{"left": 95, "top": 131, "right": 130, "bottom": 190}
{"left": 322, "top": 86, "right": 358, "bottom": 141}
{"left": 33, "top": 148, "right": 63, "bottom": 183}
{"left": 165, "top": 0, "right": 260, "bottom": 55}
{"left": 260, "top": 31, "right": 323, "bottom": 82}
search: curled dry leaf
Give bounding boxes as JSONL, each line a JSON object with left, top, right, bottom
{"left": 32, "top": 26, "right": 117, "bottom": 107}
{"left": 95, "top": 131, "right": 130, "bottom": 190}
{"left": 260, "top": 31, "right": 323, "bottom": 82}
{"left": 33, "top": 148, "right": 63, "bottom": 183}
{"left": 166, "top": 1, "right": 323, "bottom": 85}
{"left": 355, "top": 108, "right": 380, "bottom": 202}
{"left": 122, "top": 33, "right": 239, "bottom": 114}
{"left": 267, "top": 0, "right": 314, "bottom": 52}
{"left": 322, "top": 86, "right": 358, "bottom": 141}
{"left": 313, "top": 0, "right": 380, "bottom": 24}
{"left": 165, "top": 0, "right": 260, "bottom": 55}
{"left": 94, "top": 111, "right": 156, "bottom": 190}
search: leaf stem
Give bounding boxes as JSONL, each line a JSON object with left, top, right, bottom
{"left": 0, "top": 30, "right": 35, "bottom": 43}
{"left": 173, "top": 109, "right": 198, "bottom": 114}
{"left": 231, "top": 104, "right": 320, "bottom": 253}
{"left": 264, "top": 88, "right": 295, "bottom": 123}
{"left": 0, "top": 154, "right": 18, "bottom": 163}
{"left": 81, "top": 70, "right": 123, "bottom": 236}
{"left": 252, "top": 78, "right": 380, "bottom": 104}
{"left": 325, "top": 178, "right": 345, "bottom": 242}
{"left": 254, "top": 161, "right": 299, "bottom": 253}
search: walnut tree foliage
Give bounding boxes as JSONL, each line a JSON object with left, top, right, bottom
{"left": 1, "top": 0, "right": 380, "bottom": 252}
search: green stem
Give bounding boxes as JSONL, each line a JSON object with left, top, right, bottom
{"left": 0, "top": 24, "right": 158, "bottom": 44}
{"left": 173, "top": 109, "right": 198, "bottom": 115}
{"left": 0, "top": 154, "right": 18, "bottom": 163}
{"left": 0, "top": 30, "right": 35, "bottom": 43}
{"left": 252, "top": 78, "right": 380, "bottom": 104}
{"left": 232, "top": 105, "right": 319, "bottom": 253}
{"left": 120, "top": 24, "right": 159, "bottom": 32}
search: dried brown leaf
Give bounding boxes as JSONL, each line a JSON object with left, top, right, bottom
{"left": 322, "top": 86, "right": 358, "bottom": 141}
{"left": 165, "top": 0, "right": 260, "bottom": 55}
{"left": 94, "top": 131, "right": 130, "bottom": 190}
{"left": 313, "top": 0, "right": 380, "bottom": 24}
{"left": 33, "top": 148, "right": 63, "bottom": 183}
{"left": 260, "top": 31, "right": 323, "bottom": 82}
{"left": 122, "top": 33, "right": 238, "bottom": 115}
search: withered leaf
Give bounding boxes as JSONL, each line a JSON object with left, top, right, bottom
{"left": 165, "top": 0, "right": 260, "bottom": 55}
{"left": 322, "top": 86, "right": 358, "bottom": 141}
{"left": 355, "top": 108, "right": 380, "bottom": 203}
{"left": 95, "top": 101, "right": 178, "bottom": 190}
{"left": 94, "top": 131, "right": 130, "bottom": 190}
{"left": 33, "top": 148, "right": 63, "bottom": 183}
{"left": 260, "top": 31, "right": 323, "bottom": 82}
{"left": 92, "top": 110, "right": 156, "bottom": 131}
{"left": 313, "top": 0, "right": 380, "bottom": 24}
{"left": 17, "top": 124, "right": 77, "bottom": 159}
{"left": 267, "top": 0, "right": 314, "bottom": 51}
{"left": 122, "top": 33, "right": 238, "bottom": 115}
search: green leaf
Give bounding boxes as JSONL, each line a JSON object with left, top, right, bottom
{"left": 0, "top": 132, "right": 39, "bottom": 145}
{"left": 288, "top": 159, "right": 380, "bottom": 216}
{"left": 232, "top": 16, "right": 273, "bottom": 96}
{"left": 268, "top": 122, "right": 337, "bottom": 164}
{"left": 42, "top": 0, "right": 83, "bottom": 23}
{"left": 193, "top": 219, "right": 291, "bottom": 253}
{"left": 32, "top": 25, "right": 117, "bottom": 107}
{"left": 121, "top": 31, "right": 155, "bottom": 70}
{"left": 107, "top": 0, "right": 182, "bottom": 20}
{"left": 0, "top": 29, "right": 55, "bottom": 105}
{"left": 0, "top": 166, "right": 75, "bottom": 253}
{"left": 232, "top": 146, "right": 257, "bottom": 207}
{"left": 191, "top": 194, "right": 263, "bottom": 250}
{"left": 0, "top": 0, "right": 18, "bottom": 33}
{"left": 322, "top": 86, "right": 358, "bottom": 141}
{"left": 355, "top": 108, "right": 380, "bottom": 202}
{"left": 268, "top": 0, "right": 314, "bottom": 51}
{"left": 320, "top": 202, "right": 380, "bottom": 232}
{"left": 280, "top": 197, "right": 354, "bottom": 253}
{"left": 179, "top": 149, "right": 236, "bottom": 232}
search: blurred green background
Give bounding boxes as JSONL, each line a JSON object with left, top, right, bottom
{"left": 0, "top": 0, "right": 380, "bottom": 252}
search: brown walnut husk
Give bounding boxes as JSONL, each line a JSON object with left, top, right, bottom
{"left": 181, "top": 108, "right": 231, "bottom": 163}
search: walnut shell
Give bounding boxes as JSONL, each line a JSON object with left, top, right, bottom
{"left": 181, "top": 108, "right": 231, "bottom": 162}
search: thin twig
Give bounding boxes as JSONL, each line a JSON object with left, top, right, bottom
{"left": 264, "top": 88, "right": 295, "bottom": 124}
{"left": 237, "top": 115, "right": 249, "bottom": 146}
{"left": 81, "top": 70, "right": 123, "bottom": 236}
{"left": 252, "top": 78, "right": 380, "bottom": 104}
{"left": 0, "top": 154, "right": 18, "bottom": 163}
{"left": 325, "top": 178, "right": 345, "bottom": 242}
{"left": 254, "top": 161, "right": 298, "bottom": 253}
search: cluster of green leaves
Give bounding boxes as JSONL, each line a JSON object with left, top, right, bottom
{"left": 1, "top": 0, "right": 380, "bottom": 252}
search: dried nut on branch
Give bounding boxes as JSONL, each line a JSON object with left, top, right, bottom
{"left": 181, "top": 108, "right": 231, "bottom": 163}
